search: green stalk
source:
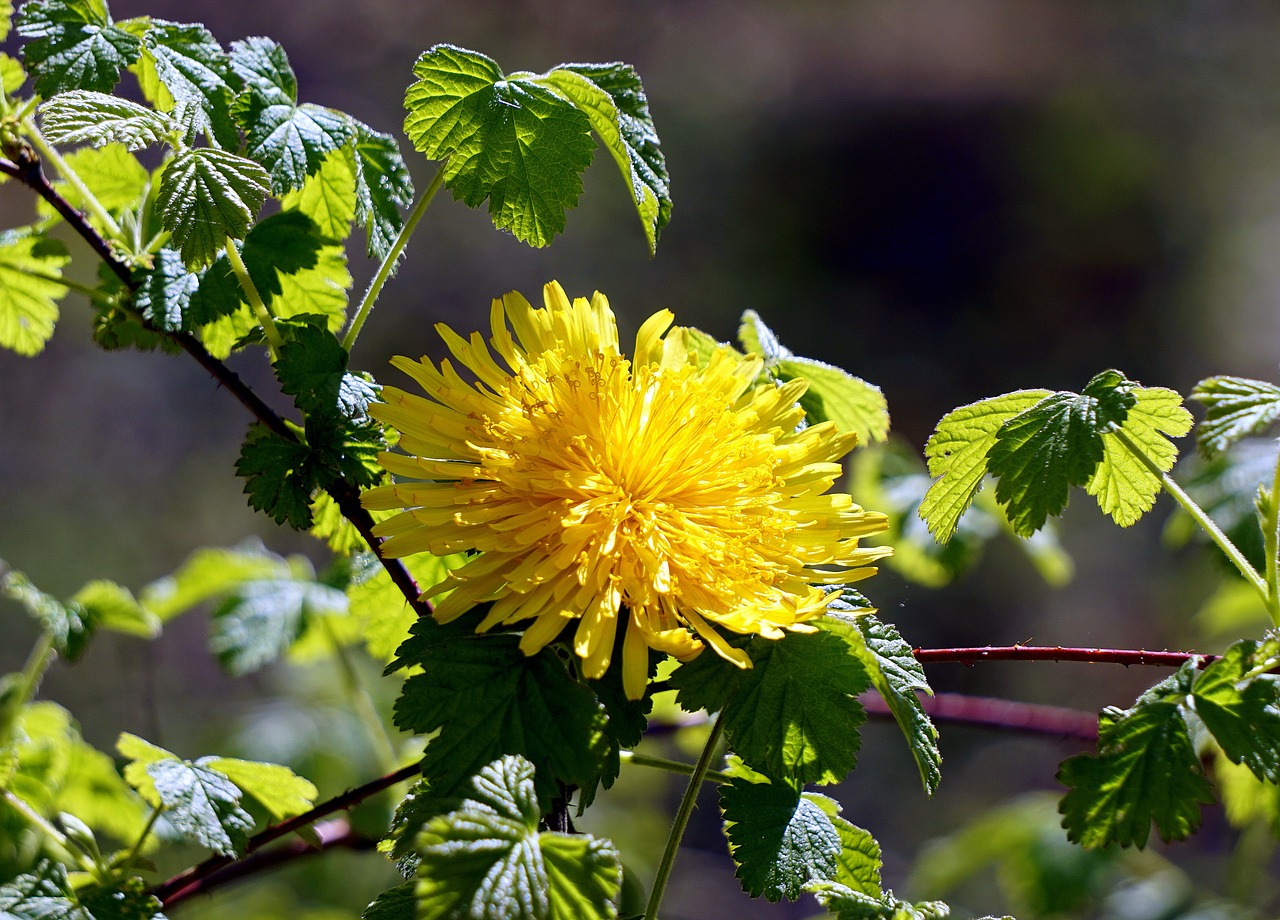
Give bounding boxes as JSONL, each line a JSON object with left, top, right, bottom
{"left": 19, "top": 267, "right": 116, "bottom": 304}
{"left": 621, "top": 750, "right": 731, "bottom": 785}
{"left": 318, "top": 617, "right": 399, "bottom": 775}
{"left": 115, "top": 804, "right": 165, "bottom": 873}
{"left": 13, "top": 631, "right": 57, "bottom": 714}
{"left": 341, "top": 165, "right": 446, "bottom": 352}
{"left": 1265, "top": 450, "right": 1280, "bottom": 623}
{"left": 643, "top": 711, "right": 726, "bottom": 920}
{"left": 1, "top": 789, "right": 94, "bottom": 871}
{"left": 22, "top": 118, "right": 123, "bottom": 239}
{"left": 1112, "top": 427, "right": 1270, "bottom": 607}
{"left": 223, "top": 237, "right": 283, "bottom": 356}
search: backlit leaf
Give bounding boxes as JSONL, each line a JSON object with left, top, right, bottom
{"left": 0, "top": 230, "right": 70, "bottom": 356}
{"left": 1190, "top": 375, "right": 1280, "bottom": 457}
{"left": 1086, "top": 386, "right": 1192, "bottom": 527}
{"left": 40, "top": 89, "right": 173, "bottom": 149}
{"left": 202, "top": 757, "right": 318, "bottom": 820}
{"left": 146, "top": 758, "right": 254, "bottom": 856}
{"left": 1191, "top": 639, "right": 1280, "bottom": 784}
{"left": 156, "top": 147, "right": 269, "bottom": 267}
{"left": 351, "top": 122, "right": 414, "bottom": 262}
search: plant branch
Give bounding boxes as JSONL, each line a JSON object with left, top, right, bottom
{"left": 22, "top": 117, "right": 122, "bottom": 238}
{"left": 223, "top": 235, "right": 283, "bottom": 355}
{"left": 860, "top": 691, "right": 1099, "bottom": 740}
{"left": 912, "top": 645, "right": 1212, "bottom": 668}
{"left": 158, "top": 817, "right": 378, "bottom": 908}
{"left": 152, "top": 761, "right": 419, "bottom": 906}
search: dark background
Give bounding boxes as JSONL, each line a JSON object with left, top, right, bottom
{"left": 5, "top": 2, "right": 1280, "bottom": 917}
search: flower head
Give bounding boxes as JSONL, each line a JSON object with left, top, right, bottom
{"left": 363, "top": 282, "right": 891, "bottom": 698}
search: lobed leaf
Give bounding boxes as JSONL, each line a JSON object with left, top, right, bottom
{"left": 237, "top": 94, "right": 354, "bottom": 194}
{"left": 146, "top": 758, "right": 254, "bottom": 856}
{"left": 351, "top": 122, "right": 414, "bottom": 262}
{"left": 1191, "top": 640, "right": 1280, "bottom": 784}
{"left": 69, "top": 579, "right": 158, "bottom": 637}
{"left": 807, "top": 881, "right": 954, "bottom": 920}
{"left": 37, "top": 143, "right": 149, "bottom": 224}
{"left": 919, "top": 390, "right": 1050, "bottom": 543}
{"left": 236, "top": 424, "right": 319, "bottom": 528}
{"left": 1086, "top": 386, "right": 1192, "bottom": 527}
{"left": 535, "top": 62, "right": 671, "bottom": 254}
{"left": 0, "top": 230, "right": 70, "bottom": 356}
{"left": 404, "top": 44, "right": 595, "bottom": 248}
{"left": 776, "top": 357, "right": 890, "bottom": 445}
{"left": 39, "top": 89, "right": 173, "bottom": 149}
{"left": 720, "top": 779, "right": 840, "bottom": 901}
{"left": 282, "top": 146, "right": 358, "bottom": 243}
{"left": 0, "top": 859, "right": 83, "bottom": 920}
{"left": 133, "top": 249, "right": 201, "bottom": 332}
{"left": 201, "top": 756, "right": 318, "bottom": 820}
{"left": 1058, "top": 663, "right": 1213, "bottom": 848}
{"left": 829, "top": 817, "right": 883, "bottom": 898}
{"left": 670, "top": 627, "right": 871, "bottom": 786}
{"left": 228, "top": 35, "right": 295, "bottom": 102}
{"left": 1190, "top": 375, "right": 1280, "bottom": 457}
{"left": 208, "top": 568, "right": 347, "bottom": 675}
{"left": 140, "top": 20, "right": 237, "bottom": 146}
{"left": 18, "top": 0, "right": 141, "bottom": 96}
{"left": 156, "top": 147, "right": 269, "bottom": 267}
{"left": 138, "top": 541, "right": 291, "bottom": 621}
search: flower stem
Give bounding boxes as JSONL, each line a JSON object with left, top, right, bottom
{"left": 1111, "top": 427, "right": 1269, "bottom": 603}
{"left": 22, "top": 118, "right": 123, "bottom": 239}
{"left": 341, "top": 165, "right": 446, "bottom": 353}
{"left": 644, "top": 710, "right": 726, "bottom": 920}
{"left": 223, "top": 236, "right": 283, "bottom": 356}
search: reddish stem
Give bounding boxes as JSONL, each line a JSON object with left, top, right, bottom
{"left": 860, "top": 690, "right": 1099, "bottom": 740}
{"left": 913, "top": 645, "right": 1212, "bottom": 668}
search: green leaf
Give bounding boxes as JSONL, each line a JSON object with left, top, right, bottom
{"left": 346, "top": 553, "right": 460, "bottom": 662}
{"left": 139, "top": 541, "right": 292, "bottom": 621}
{"left": 1057, "top": 663, "right": 1213, "bottom": 848}
{"left": 18, "top": 0, "right": 141, "bottom": 96}
{"left": 228, "top": 35, "right": 295, "bottom": 101}
{"left": 0, "top": 230, "right": 70, "bottom": 356}
{"left": 209, "top": 563, "right": 347, "bottom": 675}
{"left": 282, "top": 146, "right": 358, "bottom": 243}
{"left": 392, "top": 626, "right": 611, "bottom": 805}
{"left": 720, "top": 779, "right": 840, "bottom": 901}
{"left": 140, "top": 20, "right": 236, "bottom": 146}
{"left": 404, "top": 44, "right": 595, "bottom": 248}
{"left": 77, "top": 876, "right": 166, "bottom": 920}
{"left": 133, "top": 249, "right": 201, "bottom": 332}
{"left": 1190, "top": 375, "right": 1280, "bottom": 457}
{"left": 535, "top": 62, "right": 670, "bottom": 254}
{"left": 362, "top": 883, "right": 417, "bottom": 920}
{"left": 116, "top": 731, "right": 171, "bottom": 803}
{"left": 919, "top": 390, "right": 1050, "bottom": 543}
{"left": 146, "top": 758, "right": 253, "bottom": 855}
{"left": 1, "top": 0, "right": 13, "bottom": 43}
{"left": 39, "top": 89, "right": 173, "bottom": 149}
{"left": 831, "top": 611, "right": 940, "bottom": 795}
{"left": 807, "top": 882, "right": 952, "bottom": 920}
{"left": 1086, "top": 386, "right": 1192, "bottom": 527}
{"left": 0, "top": 859, "right": 84, "bottom": 920}
{"left": 829, "top": 817, "right": 883, "bottom": 898}
{"left": 1191, "top": 640, "right": 1280, "bottom": 784}
{"left": 414, "top": 755, "right": 621, "bottom": 920}
{"left": 351, "top": 122, "right": 414, "bottom": 262}
{"left": 670, "top": 626, "right": 871, "bottom": 785}
{"left": 235, "top": 424, "right": 318, "bottom": 528}
{"left": 2, "top": 568, "right": 92, "bottom": 659}
{"left": 1, "top": 53, "right": 27, "bottom": 95}
{"left": 38, "top": 143, "right": 148, "bottom": 222}
{"left": 156, "top": 146, "right": 270, "bottom": 267}
{"left": 70, "top": 579, "right": 159, "bottom": 637}
{"left": 202, "top": 757, "right": 318, "bottom": 820}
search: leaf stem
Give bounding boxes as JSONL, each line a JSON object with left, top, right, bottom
{"left": 12, "top": 631, "right": 58, "bottom": 714}
{"left": 319, "top": 615, "right": 400, "bottom": 774}
{"left": 341, "top": 165, "right": 446, "bottom": 352}
{"left": 21, "top": 118, "right": 123, "bottom": 239}
{"left": 1265, "top": 448, "right": 1280, "bottom": 624}
{"left": 0, "top": 789, "right": 92, "bottom": 871}
{"left": 115, "top": 804, "right": 165, "bottom": 873}
{"left": 644, "top": 710, "right": 726, "bottom": 920}
{"left": 16, "top": 266, "right": 117, "bottom": 304}
{"left": 223, "top": 237, "right": 283, "bottom": 356}
{"left": 1111, "top": 427, "right": 1269, "bottom": 602}
{"left": 621, "top": 750, "right": 732, "bottom": 784}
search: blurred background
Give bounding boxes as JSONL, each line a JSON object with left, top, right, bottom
{"left": 6, "top": 1, "right": 1280, "bottom": 917}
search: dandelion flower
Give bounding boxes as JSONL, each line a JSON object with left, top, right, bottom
{"left": 362, "top": 282, "right": 891, "bottom": 698}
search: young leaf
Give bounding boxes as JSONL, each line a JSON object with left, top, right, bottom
{"left": 201, "top": 757, "right": 318, "bottom": 820}
{"left": 404, "top": 44, "right": 595, "bottom": 248}
{"left": 156, "top": 147, "right": 270, "bottom": 267}
{"left": 919, "top": 390, "right": 1051, "bottom": 543}
{"left": 414, "top": 756, "right": 621, "bottom": 920}
{"left": 670, "top": 627, "right": 871, "bottom": 785}
{"left": 3, "top": 569, "right": 92, "bottom": 659}
{"left": 1191, "top": 639, "right": 1280, "bottom": 784}
{"left": 0, "top": 859, "right": 80, "bottom": 920}
{"left": 1057, "top": 663, "right": 1213, "bottom": 848}
{"left": 208, "top": 567, "right": 347, "bottom": 675}
{"left": 1, "top": 0, "right": 12, "bottom": 43}
{"left": 535, "top": 62, "right": 671, "bottom": 254}
{"left": 1190, "top": 375, "right": 1280, "bottom": 457}
{"left": 39, "top": 89, "right": 174, "bottom": 149}
{"left": 133, "top": 249, "right": 201, "bottom": 332}
{"left": 282, "top": 146, "right": 358, "bottom": 243}
{"left": 0, "top": 230, "right": 70, "bottom": 356}
{"left": 351, "top": 122, "right": 414, "bottom": 262}
{"left": 146, "top": 758, "right": 254, "bottom": 855}
{"left": 1086, "top": 386, "right": 1192, "bottom": 527}
{"left": 807, "top": 881, "right": 953, "bottom": 920}
{"left": 829, "top": 817, "right": 882, "bottom": 898}
{"left": 139, "top": 541, "right": 292, "bottom": 621}
{"left": 391, "top": 626, "right": 611, "bottom": 804}
{"left": 140, "top": 20, "right": 237, "bottom": 147}
{"left": 18, "top": 0, "right": 141, "bottom": 96}
{"left": 228, "top": 35, "right": 295, "bottom": 100}
{"left": 236, "top": 93, "right": 354, "bottom": 195}
{"left": 1, "top": 53, "right": 27, "bottom": 96}
{"left": 236, "top": 424, "right": 318, "bottom": 529}
{"left": 720, "top": 779, "right": 840, "bottom": 901}
{"left": 829, "top": 612, "right": 941, "bottom": 795}
{"left": 37, "top": 143, "right": 149, "bottom": 221}
{"left": 69, "top": 579, "right": 159, "bottom": 637}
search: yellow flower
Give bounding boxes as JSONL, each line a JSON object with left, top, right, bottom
{"left": 362, "top": 282, "right": 891, "bottom": 698}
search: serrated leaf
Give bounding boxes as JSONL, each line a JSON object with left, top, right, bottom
{"left": 238, "top": 94, "right": 354, "bottom": 194}
{"left": 0, "top": 230, "right": 70, "bottom": 356}
{"left": 156, "top": 147, "right": 269, "bottom": 267}
{"left": 0, "top": 859, "right": 85, "bottom": 920}
{"left": 404, "top": 44, "right": 595, "bottom": 247}
{"left": 139, "top": 541, "right": 292, "bottom": 621}
{"left": 535, "top": 62, "right": 670, "bottom": 254}
{"left": 209, "top": 569, "right": 346, "bottom": 676}
{"left": 720, "top": 779, "right": 840, "bottom": 901}
{"left": 77, "top": 876, "right": 165, "bottom": 920}
{"left": 38, "top": 143, "right": 149, "bottom": 223}
{"left": 670, "top": 627, "right": 871, "bottom": 785}
{"left": 346, "top": 553, "right": 460, "bottom": 661}
{"left": 70, "top": 579, "right": 158, "bottom": 637}
{"left": 235, "top": 424, "right": 318, "bottom": 528}
{"left": 40, "top": 89, "right": 173, "bottom": 149}
{"left": 2, "top": 569, "right": 92, "bottom": 659}
{"left": 919, "top": 390, "right": 1050, "bottom": 543}
{"left": 807, "top": 881, "right": 953, "bottom": 920}
{"left": 133, "top": 248, "right": 200, "bottom": 332}
{"left": 362, "top": 883, "right": 417, "bottom": 920}
{"left": 202, "top": 756, "right": 317, "bottom": 820}
{"left": 1190, "top": 375, "right": 1280, "bottom": 457}
{"left": 831, "top": 613, "right": 940, "bottom": 795}
{"left": 414, "top": 756, "right": 621, "bottom": 920}
{"left": 1191, "top": 640, "right": 1280, "bottom": 784}
{"left": 776, "top": 357, "right": 890, "bottom": 445}
{"left": 141, "top": 20, "right": 236, "bottom": 146}
{"left": 146, "top": 758, "right": 253, "bottom": 855}
{"left": 228, "top": 35, "right": 295, "bottom": 102}
{"left": 1057, "top": 663, "right": 1213, "bottom": 848}
{"left": 1086, "top": 386, "right": 1191, "bottom": 527}
{"left": 18, "top": 0, "right": 141, "bottom": 96}
{"left": 830, "top": 817, "right": 882, "bottom": 898}
{"left": 392, "top": 627, "right": 610, "bottom": 805}
{"left": 282, "top": 146, "right": 358, "bottom": 242}
{"left": 1, "top": 0, "right": 13, "bottom": 43}
{"left": 116, "top": 731, "right": 175, "bottom": 805}
{"left": 351, "top": 122, "right": 414, "bottom": 262}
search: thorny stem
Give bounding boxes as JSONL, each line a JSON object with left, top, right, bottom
{"left": 1112, "top": 426, "right": 1270, "bottom": 605}
{"left": 644, "top": 710, "right": 726, "bottom": 920}
{"left": 912, "top": 644, "right": 1212, "bottom": 668}
{"left": 341, "top": 165, "right": 447, "bottom": 352}
{"left": 223, "top": 236, "right": 283, "bottom": 356}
